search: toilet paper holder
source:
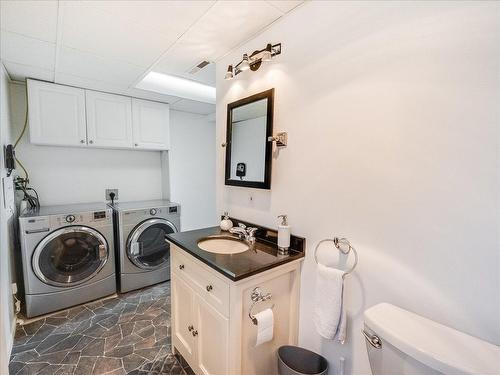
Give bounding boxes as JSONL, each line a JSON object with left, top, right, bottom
{"left": 249, "top": 287, "right": 275, "bottom": 325}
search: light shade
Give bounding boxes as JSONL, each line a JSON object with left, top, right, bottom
{"left": 136, "top": 72, "right": 216, "bottom": 104}
{"left": 261, "top": 44, "right": 272, "bottom": 62}
{"left": 239, "top": 54, "right": 250, "bottom": 71}
{"left": 225, "top": 65, "right": 233, "bottom": 80}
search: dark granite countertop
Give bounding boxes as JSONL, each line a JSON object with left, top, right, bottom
{"left": 166, "top": 226, "right": 305, "bottom": 281}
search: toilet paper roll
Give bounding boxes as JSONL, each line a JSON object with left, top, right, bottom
{"left": 255, "top": 308, "right": 274, "bottom": 346}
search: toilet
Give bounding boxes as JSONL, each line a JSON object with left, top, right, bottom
{"left": 363, "top": 303, "right": 500, "bottom": 375}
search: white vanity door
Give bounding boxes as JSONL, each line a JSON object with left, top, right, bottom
{"left": 172, "top": 273, "right": 196, "bottom": 365}
{"left": 131, "top": 98, "right": 170, "bottom": 150}
{"left": 194, "top": 294, "right": 229, "bottom": 375}
{"left": 27, "top": 79, "right": 87, "bottom": 147}
{"left": 85, "top": 91, "right": 133, "bottom": 148}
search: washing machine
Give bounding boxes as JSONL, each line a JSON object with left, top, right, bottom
{"left": 109, "top": 200, "right": 180, "bottom": 293}
{"left": 18, "top": 203, "right": 116, "bottom": 318}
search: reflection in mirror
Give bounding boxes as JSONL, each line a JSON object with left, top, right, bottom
{"left": 230, "top": 99, "right": 267, "bottom": 182}
{"left": 225, "top": 89, "right": 274, "bottom": 189}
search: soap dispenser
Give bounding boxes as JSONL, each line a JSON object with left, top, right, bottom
{"left": 277, "top": 214, "right": 291, "bottom": 255}
{"left": 220, "top": 212, "right": 233, "bottom": 231}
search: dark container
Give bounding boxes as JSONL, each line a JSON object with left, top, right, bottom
{"left": 278, "top": 346, "right": 329, "bottom": 375}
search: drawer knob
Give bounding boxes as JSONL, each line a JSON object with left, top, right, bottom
{"left": 179, "top": 264, "right": 185, "bottom": 270}
{"left": 192, "top": 330, "right": 198, "bottom": 337}
{"left": 188, "top": 325, "right": 194, "bottom": 332}
{"left": 206, "top": 285, "right": 213, "bottom": 292}
{"left": 89, "top": 140, "right": 94, "bottom": 144}
{"left": 80, "top": 140, "right": 85, "bottom": 143}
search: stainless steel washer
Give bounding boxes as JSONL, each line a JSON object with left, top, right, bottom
{"left": 109, "top": 200, "right": 180, "bottom": 293}
{"left": 18, "top": 203, "right": 116, "bottom": 318}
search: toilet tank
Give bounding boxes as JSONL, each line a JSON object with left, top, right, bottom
{"left": 363, "top": 303, "right": 500, "bottom": 375}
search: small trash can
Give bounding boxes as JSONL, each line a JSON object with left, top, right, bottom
{"left": 278, "top": 345, "right": 329, "bottom": 375}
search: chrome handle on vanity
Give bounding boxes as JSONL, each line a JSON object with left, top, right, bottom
{"left": 188, "top": 325, "right": 194, "bottom": 332}
{"left": 179, "top": 264, "right": 184, "bottom": 270}
{"left": 89, "top": 140, "right": 94, "bottom": 144}
{"left": 192, "top": 330, "right": 198, "bottom": 337}
{"left": 362, "top": 330, "right": 382, "bottom": 349}
{"left": 80, "top": 140, "right": 85, "bottom": 144}
{"left": 206, "top": 285, "right": 213, "bottom": 292}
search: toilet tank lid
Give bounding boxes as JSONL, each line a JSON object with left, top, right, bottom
{"left": 364, "top": 303, "right": 500, "bottom": 375}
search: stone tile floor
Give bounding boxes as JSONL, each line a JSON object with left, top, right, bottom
{"left": 9, "top": 282, "right": 193, "bottom": 375}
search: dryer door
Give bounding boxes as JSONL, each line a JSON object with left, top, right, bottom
{"left": 126, "top": 218, "right": 177, "bottom": 270}
{"left": 32, "top": 226, "right": 109, "bottom": 287}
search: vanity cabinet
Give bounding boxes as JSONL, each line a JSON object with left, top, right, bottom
{"left": 27, "top": 79, "right": 170, "bottom": 151}
{"left": 85, "top": 91, "right": 133, "bottom": 149}
{"left": 170, "top": 245, "right": 301, "bottom": 375}
{"left": 27, "top": 80, "right": 87, "bottom": 147}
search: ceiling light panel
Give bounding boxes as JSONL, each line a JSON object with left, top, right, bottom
{"left": 136, "top": 72, "right": 215, "bottom": 104}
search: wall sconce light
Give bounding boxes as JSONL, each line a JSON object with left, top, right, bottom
{"left": 225, "top": 43, "right": 282, "bottom": 80}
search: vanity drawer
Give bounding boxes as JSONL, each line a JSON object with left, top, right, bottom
{"left": 171, "top": 246, "right": 230, "bottom": 317}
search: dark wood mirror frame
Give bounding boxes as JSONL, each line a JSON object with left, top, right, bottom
{"left": 225, "top": 88, "right": 274, "bottom": 190}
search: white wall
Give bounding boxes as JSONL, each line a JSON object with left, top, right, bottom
{"left": 9, "top": 82, "right": 163, "bottom": 206}
{"left": 216, "top": 2, "right": 500, "bottom": 374}
{"left": 0, "top": 64, "right": 15, "bottom": 371}
{"left": 169, "top": 110, "right": 217, "bottom": 231}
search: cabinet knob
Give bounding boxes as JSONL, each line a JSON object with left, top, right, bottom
{"left": 188, "top": 325, "right": 194, "bottom": 332}
{"left": 179, "top": 264, "right": 184, "bottom": 270}
{"left": 89, "top": 140, "right": 94, "bottom": 144}
{"left": 80, "top": 140, "right": 85, "bottom": 143}
{"left": 206, "top": 285, "right": 213, "bottom": 292}
{"left": 135, "top": 143, "right": 139, "bottom": 147}
{"left": 192, "top": 330, "right": 198, "bottom": 337}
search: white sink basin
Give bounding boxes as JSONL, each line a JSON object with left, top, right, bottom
{"left": 197, "top": 236, "right": 249, "bottom": 254}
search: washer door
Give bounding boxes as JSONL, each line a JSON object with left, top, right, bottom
{"left": 32, "top": 226, "right": 109, "bottom": 287}
{"left": 126, "top": 218, "right": 177, "bottom": 270}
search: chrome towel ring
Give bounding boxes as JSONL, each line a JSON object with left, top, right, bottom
{"left": 314, "top": 237, "right": 358, "bottom": 279}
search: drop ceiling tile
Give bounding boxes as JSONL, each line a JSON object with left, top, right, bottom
{"left": 2, "top": 61, "right": 55, "bottom": 82}
{"left": 0, "top": 31, "right": 55, "bottom": 70}
{"left": 74, "top": 1, "right": 216, "bottom": 39}
{"left": 57, "top": 47, "right": 145, "bottom": 86}
{"left": 152, "top": 1, "right": 282, "bottom": 81}
{"left": 170, "top": 98, "right": 215, "bottom": 115}
{"left": 60, "top": 2, "right": 178, "bottom": 67}
{"left": 266, "top": 1, "right": 303, "bottom": 14}
{"left": 0, "top": 0, "right": 58, "bottom": 42}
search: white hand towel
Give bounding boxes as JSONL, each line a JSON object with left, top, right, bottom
{"left": 254, "top": 308, "right": 274, "bottom": 346}
{"left": 313, "top": 263, "right": 347, "bottom": 343}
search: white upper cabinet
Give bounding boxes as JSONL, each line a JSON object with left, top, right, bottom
{"left": 132, "top": 98, "right": 170, "bottom": 150}
{"left": 27, "top": 79, "right": 87, "bottom": 147}
{"left": 27, "top": 79, "right": 170, "bottom": 151}
{"left": 85, "top": 91, "right": 133, "bottom": 149}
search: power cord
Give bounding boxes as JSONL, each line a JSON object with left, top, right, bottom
{"left": 12, "top": 80, "right": 40, "bottom": 210}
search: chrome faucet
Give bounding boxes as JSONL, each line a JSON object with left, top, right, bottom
{"left": 229, "top": 223, "right": 258, "bottom": 244}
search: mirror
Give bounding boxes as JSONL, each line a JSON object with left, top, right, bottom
{"left": 225, "top": 89, "right": 274, "bottom": 189}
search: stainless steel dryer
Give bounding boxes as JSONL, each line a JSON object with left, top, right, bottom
{"left": 18, "top": 203, "right": 116, "bottom": 318}
{"left": 109, "top": 200, "right": 180, "bottom": 293}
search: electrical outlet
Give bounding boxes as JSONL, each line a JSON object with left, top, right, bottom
{"left": 11, "top": 282, "right": 17, "bottom": 295}
{"left": 105, "top": 189, "right": 119, "bottom": 201}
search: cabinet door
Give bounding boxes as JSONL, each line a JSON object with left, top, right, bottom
{"left": 194, "top": 294, "right": 229, "bottom": 375}
{"left": 172, "top": 274, "right": 196, "bottom": 365}
{"left": 27, "top": 79, "right": 87, "bottom": 147}
{"left": 85, "top": 91, "right": 133, "bottom": 148}
{"left": 132, "top": 98, "right": 170, "bottom": 150}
